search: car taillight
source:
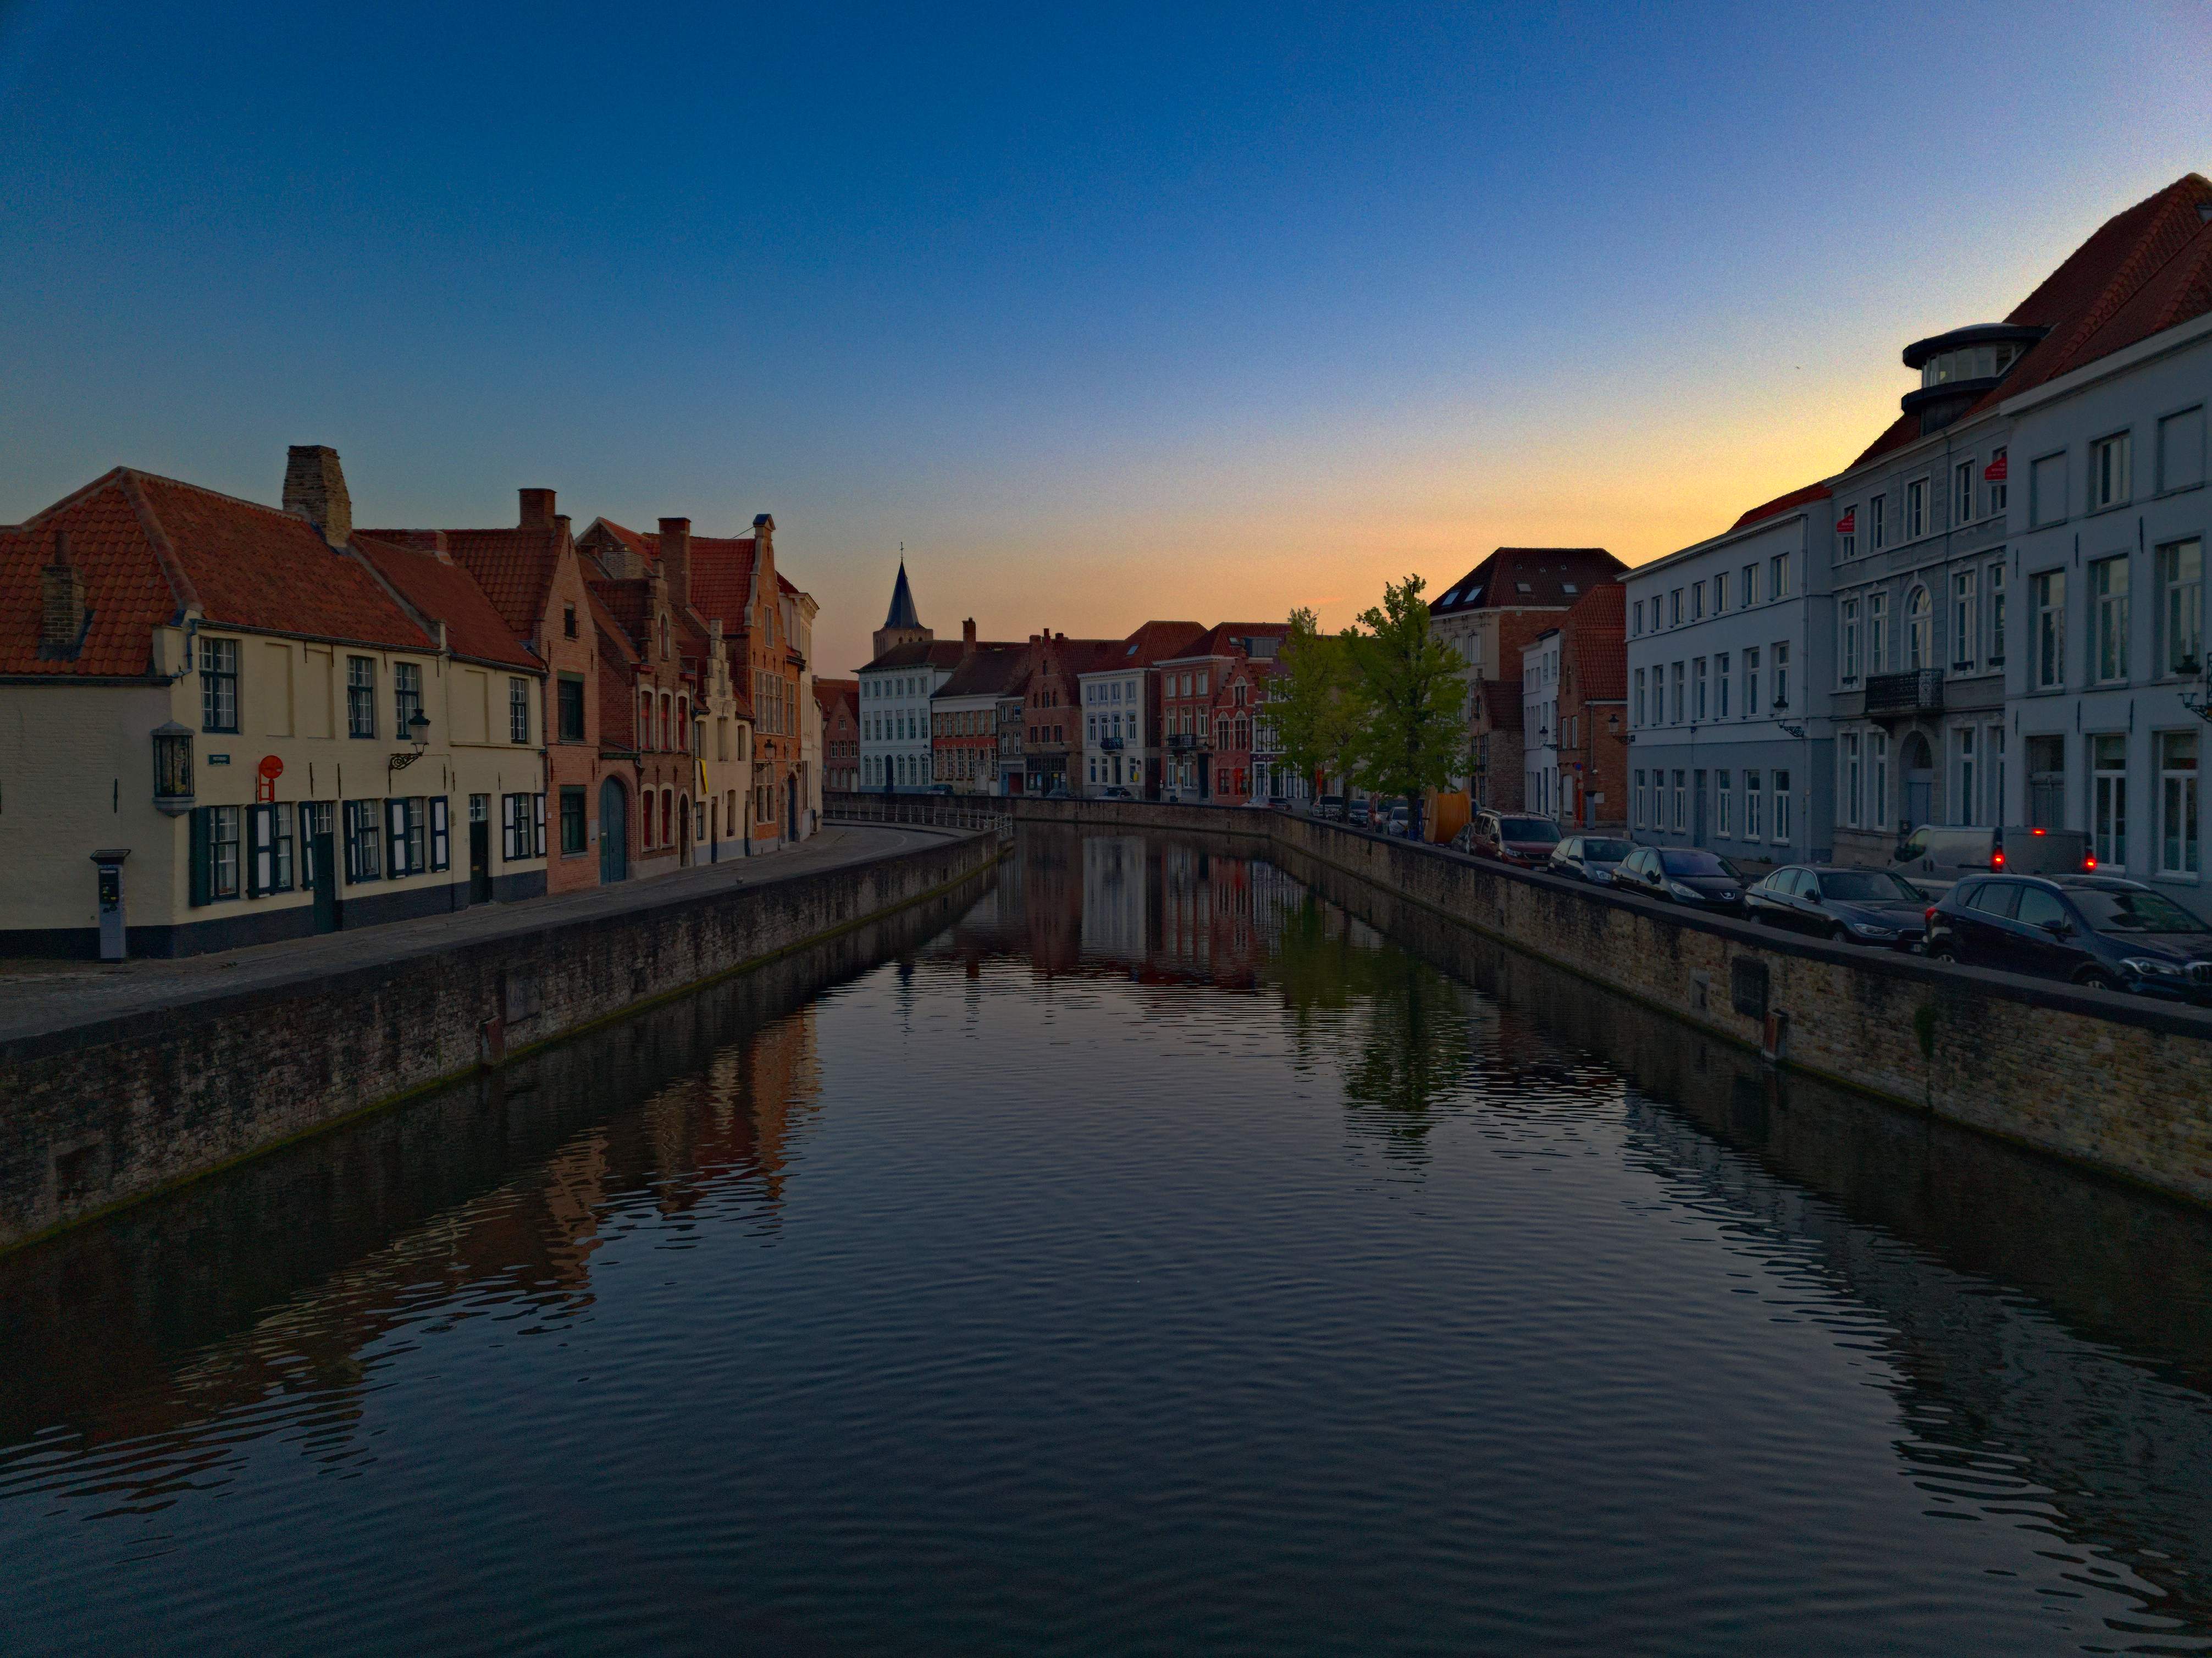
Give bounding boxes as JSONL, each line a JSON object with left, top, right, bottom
{"left": 1992, "top": 847, "right": 2005, "bottom": 869}
{"left": 1924, "top": 905, "right": 1938, "bottom": 925}
{"left": 2084, "top": 854, "right": 2097, "bottom": 871}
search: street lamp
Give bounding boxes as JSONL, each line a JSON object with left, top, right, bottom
{"left": 389, "top": 710, "right": 432, "bottom": 780}
{"left": 152, "top": 722, "right": 195, "bottom": 815}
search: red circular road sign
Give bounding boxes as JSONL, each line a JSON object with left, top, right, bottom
{"left": 257, "top": 755, "right": 284, "bottom": 780}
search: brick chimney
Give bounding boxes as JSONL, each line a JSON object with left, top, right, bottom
{"left": 518, "top": 488, "right": 556, "bottom": 529}
{"left": 38, "top": 530, "right": 86, "bottom": 656}
{"left": 962, "top": 616, "right": 977, "bottom": 654}
{"left": 283, "top": 445, "right": 352, "bottom": 545}
{"left": 659, "top": 517, "right": 692, "bottom": 606}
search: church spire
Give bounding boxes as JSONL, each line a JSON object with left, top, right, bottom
{"left": 871, "top": 550, "right": 933, "bottom": 664}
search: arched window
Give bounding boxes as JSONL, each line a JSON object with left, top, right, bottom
{"left": 660, "top": 693, "right": 673, "bottom": 751}
{"left": 639, "top": 691, "right": 654, "bottom": 749}
{"left": 677, "top": 697, "right": 689, "bottom": 751}
{"left": 661, "top": 788, "right": 673, "bottom": 846}
{"left": 1906, "top": 586, "right": 1932, "bottom": 670}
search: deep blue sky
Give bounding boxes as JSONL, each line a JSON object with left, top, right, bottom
{"left": 4, "top": 1, "right": 2206, "bottom": 670}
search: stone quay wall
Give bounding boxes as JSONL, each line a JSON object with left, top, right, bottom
{"left": 1007, "top": 797, "right": 2212, "bottom": 1208}
{"left": 0, "top": 829, "right": 1004, "bottom": 1252}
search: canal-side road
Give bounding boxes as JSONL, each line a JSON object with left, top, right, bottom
{"left": 0, "top": 824, "right": 959, "bottom": 1045}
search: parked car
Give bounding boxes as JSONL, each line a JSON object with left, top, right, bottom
{"left": 1925, "top": 875, "right": 2212, "bottom": 998}
{"left": 1382, "top": 804, "right": 1411, "bottom": 837}
{"left": 1746, "top": 865, "right": 1929, "bottom": 948}
{"left": 1099, "top": 786, "right": 1135, "bottom": 800}
{"left": 1615, "top": 845, "right": 1746, "bottom": 913}
{"left": 1313, "top": 794, "right": 1346, "bottom": 821}
{"left": 1547, "top": 835, "right": 1634, "bottom": 885}
{"left": 1346, "top": 799, "right": 1374, "bottom": 828}
{"left": 1890, "top": 825, "right": 2093, "bottom": 892}
{"left": 1457, "top": 810, "right": 1562, "bottom": 868}
{"left": 1043, "top": 781, "right": 1072, "bottom": 799}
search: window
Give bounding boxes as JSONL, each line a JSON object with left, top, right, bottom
{"left": 2027, "top": 734, "right": 2065, "bottom": 828}
{"left": 1905, "top": 587, "right": 1932, "bottom": 670}
{"left": 1843, "top": 734, "right": 1862, "bottom": 827}
{"left": 1769, "top": 554, "right": 1790, "bottom": 600}
{"left": 505, "top": 792, "right": 545, "bottom": 859}
{"left": 1693, "top": 657, "right": 1707, "bottom": 722}
{"left": 1905, "top": 479, "right": 1926, "bottom": 540}
{"left": 344, "top": 799, "right": 383, "bottom": 882}
{"left": 1839, "top": 510, "right": 1857, "bottom": 560}
{"left": 1633, "top": 770, "right": 1646, "bottom": 828}
{"left": 430, "top": 795, "right": 450, "bottom": 870}
{"left": 2159, "top": 539, "right": 2204, "bottom": 676}
{"left": 1870, "top": 732, "right": 1889, "bottom": 832}
{"left": 558, "top": 676, "right": 585, "bottom": 742}
{"left": 2159, "top": 730, "right": 2199, "bottom": 876}
{"left": 1691, "top": 581, "right": 1706, "bottom": 621}
{"left": 1632, "top": 600, "right": 1644, "bottom": 637}
{"left": 1955, "top": 460, "right": 1975, "bottom": 525}
{"left": 1870, "top": 494, "right": 1887, "bottom": 551}
{"left": 2090, "top": 432, "right": 2131, "bottom": 510}
{"left": 1989, "top": 565, "right": 2007, "bottom": 666}
{"left": 200, "top": 638, "right": 239, "bottom": 732}
{"left": 180, "top": 805, "right": 241, "bottom": 913}
{"left": 1712, "top": 571, "right": 1728, "bottom": 612}
{"left": 2033, "top": 571, "right": 2065, "bottom": 688}
{"left": 347, "top": 656, "right": 377, "bottom": 737}
{"left": 1990, "top": 725, "right": 2006, "bottom": 827}
{"left": 394, "top": 662, "right": 423, "bottom": 737}
{"left": 2092, "top": 555, "right": 2130, "bottom": 682}
{"left": 1867, "top": 592, "right": 1890, "bottom": 673}
{"left": 1772, "top": 771, "right": 1791, "bottom": 843}
{"left": 2158, "top": 407, "right": 2205, "bottom": 492}
{"left": 1773, "top": 641, "right": 1790, "bottom": 710}
{"left": 1672, "top": 769, "right": 1686, "bottom": 832}
{"left": 1744, "top": 647, "right": 1760, "bottom": 717}
{"left": 1717, "top": 770, "right": 1733, "bottom": 837}
{"left": 247, "top": 802, "right": 295, "bottom": 896}
{"left": 1670, "top": 661, "right": 1684, "bottom": 723}
{"left": 1955, "top": 727, "right": 1978, "bottom": 826}
{"left": 1988, "top": 447, "right": 2008, "bottom": 515}
{"left": 1743, "top": 563, "right": 1758, "bottom": 605}
{"left": 1669, "top": 589, "right": 1682, "bottom": 627}
{"left": 1716, "top": 651, "right": 1730, "bottom": 718}
{"left": 1951, "top": 571, "right": 1978, "bottom": 670}
{"left": 2093, "top": 733, "right": 2128, "bottom": 869}
{"left": 560, "top": 787, "right": 586, "bottom": 854}
{"left": 1633, "top": 668, "right": 1647, "bottom": 726}
{"left": 1841, "top": 600, "right": 1861, "bottom": 684}
{"left": 507, "top": 677, "right": 531, "bottom": 744}
{"left": 385, "top": 797, "right": 427, "bottom": 876}
{"left": 2031, "top": 453, "right": 2068, "bottom": 526}
{"left": 1744, "top": 770, "right": 1763, "bottom": 839}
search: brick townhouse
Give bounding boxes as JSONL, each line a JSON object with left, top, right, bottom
{"left": 815, "top": 678, "right": 860, "bottom": 792}
{"left": 1157, "top": 623, "right": 1289, "bottom": 801}
{"left": 1469, "top": 677, "right": 1526, "bottom": 811}
{"left": 0, "top": 447, "right": 548, "bottom": 957}
{"left": 1019, "top": 631, "right": 1115, "bottom": 794}
{"left": 932, "top": 626, "right": 1030, "bottom": 793}
{"left": 1553, "top": 579, "right": 1629, "bottom": 827}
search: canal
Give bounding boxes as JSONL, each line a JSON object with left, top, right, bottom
{"left": 4, "top": 826, "right": 2212, "bottom": 1655}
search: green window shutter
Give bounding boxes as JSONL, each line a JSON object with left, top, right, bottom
{"left": 188, "top": 808, "right": 212, "bottom": 907}
{"left": 430, "top": 795, "right": 450, "bottom": 871}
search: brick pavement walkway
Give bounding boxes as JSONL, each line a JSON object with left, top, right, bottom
{"left": 0, "top": 824, "right": 966, "bottom": 1043}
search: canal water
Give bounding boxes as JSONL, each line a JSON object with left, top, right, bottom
{"left": 5, "top": 826, "right": 2212, "bottom": 1655}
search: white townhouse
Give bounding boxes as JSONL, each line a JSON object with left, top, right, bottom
{"left": 1079, "top": 621, "right": 1206, "bottom": 799}
{"left": 856, "top": 562, "right": 959, "bottom": 792}
{"left": 1520, "top": 629, "right": 1561, "bottom": 820}
{"left": 2001, "top": 290, "right": 2210, "bottom": 919}
{"left": 1624, "top": 485, "right": 1838, "bottom": 865}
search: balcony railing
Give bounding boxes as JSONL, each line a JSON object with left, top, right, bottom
{"left": 1098, "top": 736, "right": 1125, "bottom": 751}
{"left": 1166, "top": 732, "right": 1198, "bottom": 751}
{"left": 1863, "top": 668, "right": 1944, "bottom": 716}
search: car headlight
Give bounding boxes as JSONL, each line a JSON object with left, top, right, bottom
{"left": 1849, "top": 921, "right": 1896, "bottom": 937}
{"left": 2121, "top": 957, "right": 2182, "bottom": 977}
{"left": 1666, "top": 881, "right": 1699, "bottom": 899}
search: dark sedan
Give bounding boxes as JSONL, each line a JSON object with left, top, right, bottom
{"left": 1547, "top": 835, "right": 1634, "bottom": 885}
{"left": 1746, "top": 865, "right": 1929, "bottom": 948}
{"left": 1927, "top": 875, "right": 2212, "bottom": 999}
{"left": 1615, "top": 845, "right": 1745, "bottom": 913}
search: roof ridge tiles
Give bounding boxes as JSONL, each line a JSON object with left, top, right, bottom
{"left": 117, "top": 469, "right": 201, "bottom": 618}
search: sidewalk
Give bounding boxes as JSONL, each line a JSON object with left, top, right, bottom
{"left": 0, "top": 824, "right": 961, "bottom": 1044}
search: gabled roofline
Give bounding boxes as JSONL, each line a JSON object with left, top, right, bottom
{"left": 2000, "top": 306, "right": 2212, "bottom": 418}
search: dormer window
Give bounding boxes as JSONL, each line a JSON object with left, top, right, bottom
{"left": 1919, "top": 342, "right": 2022, "bottom": 387}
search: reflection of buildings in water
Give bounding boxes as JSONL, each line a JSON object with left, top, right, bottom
{"left": 643, "top": 1004, "right": 822, "bottom": 1215}
{"left": 1080, "top": 835, "right": 1147, "bottom": 959}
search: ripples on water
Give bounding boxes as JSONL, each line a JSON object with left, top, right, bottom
{"left": 3, "top": 828, "right": 2212, "bottom": 1655}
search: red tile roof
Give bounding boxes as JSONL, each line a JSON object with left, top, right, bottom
{"left": 1431, "top": 548, "right": 1624, "bottom": 615}
{"left": 813, "top": 677, "right": 859, "bottom": 719}
{"left": 420, "top": 528, "right": 567, "bottom": 645}
{"left": 1562, "top": 580, "right": 1626, "bottom": 701}
{"left": 1104, "top": 620, "right": 1208, "bottom": 668}
{"left": 0, "top": 468, "right": 432, "bottom": 677}
{"left": 1474, "top": 678, "right": 1523, "bottom": 733}
{"left": 1846, "top": 173, "right": 2212, "bottom": 471}
{"left": 353, "top": 535, "right": 539, "bottom": 671}
{"left": 934, "top": 643, "right": 1032, "bottom": 699}
{"left": 1729, "top": 482, "right": 1832, "bottom": 532}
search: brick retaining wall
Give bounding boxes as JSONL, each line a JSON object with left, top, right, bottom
{"left": 1009, "top": 798, "right": 2212, "bottom": 1208}
{"left": 0, "top": 830, "right": 1003, "bottom": 1252}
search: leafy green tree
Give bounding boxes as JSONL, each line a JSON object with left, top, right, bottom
{"left": 1269, "top": 606, "right": 1359, "bottom": 797}
{"left": 1343, "top": 576, "right": 1467, "bottom": 839}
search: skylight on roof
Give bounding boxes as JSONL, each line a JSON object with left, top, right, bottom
{"left": 1562, "top": 583, "right": 1578, "bottom": 594}
{"left": 1516, "top": 582, "right": 1532, "bottom": 593}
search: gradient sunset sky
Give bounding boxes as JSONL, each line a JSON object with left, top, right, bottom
{"left": 3, "top": 1, "right": 2207, "bottom": 673}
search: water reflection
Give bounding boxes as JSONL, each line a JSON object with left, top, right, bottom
{"left": 2, "top": 829, "right": 2211, "bottom": 1655}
